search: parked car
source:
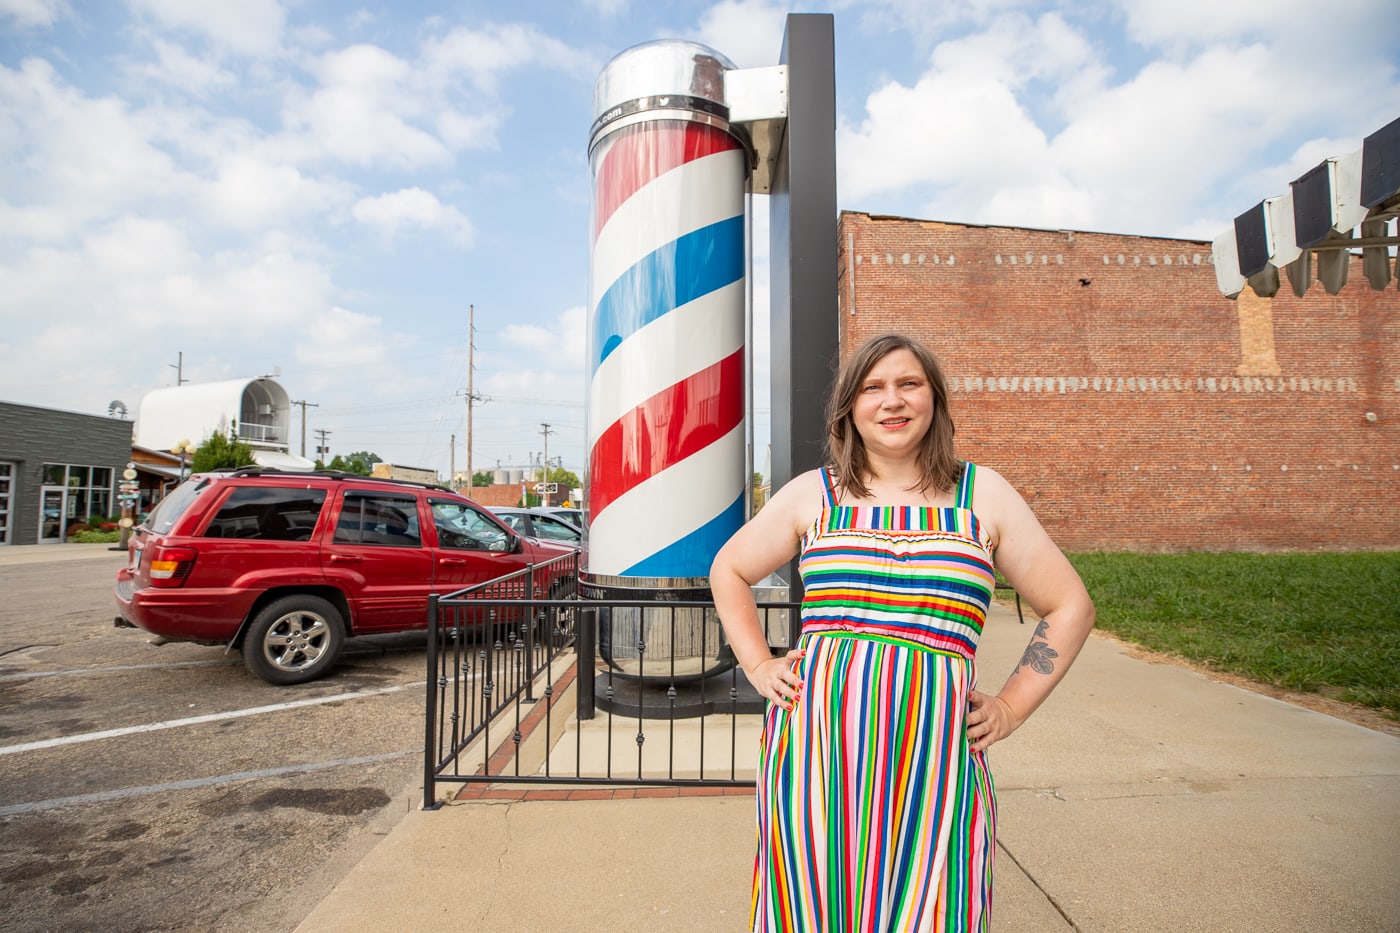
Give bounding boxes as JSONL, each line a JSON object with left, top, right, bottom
{"left": 537, "top": 506, "right": 585, "bottom": 528}
{"left": 488, "top": 507, "right": 583, "bottom": 545}
{"left": 114, "top": 468, "right": 577, "bottom": 685}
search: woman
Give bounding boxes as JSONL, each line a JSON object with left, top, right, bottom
{"left": 712, "top": 333, "right": 1095, "bottom": 932}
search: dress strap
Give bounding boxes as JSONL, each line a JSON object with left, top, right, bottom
{"left": 821, "top": 468, "right": 839, "bottom": 508}
{"left": 954, "top": 461, "right": 976, "bottom": 509}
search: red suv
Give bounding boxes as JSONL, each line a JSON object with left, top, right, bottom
{"left": 114, "top": 469, "right": 577, "bottom": 685}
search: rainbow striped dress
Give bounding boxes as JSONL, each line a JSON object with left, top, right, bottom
{"left": 753, "top": 463, "right": 997, "bottom": 932}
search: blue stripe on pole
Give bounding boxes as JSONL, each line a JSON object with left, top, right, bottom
{"left": 591, "top": 214, "right": 745, "bottom": 374}
{"left": 622, "top": 491, "right": 745, "bottom": 579}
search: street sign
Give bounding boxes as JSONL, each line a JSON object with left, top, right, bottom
{"left": 532, "top": 482, "right": 559, "bottom": 494}
{"left": 122, "top": 467, "right": 138, "bottom": 481}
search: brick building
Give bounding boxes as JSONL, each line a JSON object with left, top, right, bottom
{"left": 836, "top": 211, "right": 1398, "bottom": 551}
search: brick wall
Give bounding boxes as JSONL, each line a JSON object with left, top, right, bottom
{"left": 836, "top": 212, "right": 1399, "bottom": 551}
{"left": 467, "top": 484, "right": 527, "bottom": 508}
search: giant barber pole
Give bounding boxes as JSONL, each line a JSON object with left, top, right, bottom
{"left": 586, "top": 41, "right": 749, "bottom": 605}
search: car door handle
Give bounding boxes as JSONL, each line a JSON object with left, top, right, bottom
{"left": 329, "top": 554, "right": 362, "bottom": 563}
{"left": 439, "top": 558, "right": 467, "bottom": 566}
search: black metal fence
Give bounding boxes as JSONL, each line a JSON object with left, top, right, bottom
{"left": 422, "top": 553, "right": 799, "bottom": 807}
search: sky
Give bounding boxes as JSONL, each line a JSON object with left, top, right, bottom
{"left": 2, "top": 0, "right": 1397, "bottom": 483}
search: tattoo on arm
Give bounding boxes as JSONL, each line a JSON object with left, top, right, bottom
{"left": 1016, "top": 619, "right": 1059, "bottom": 675}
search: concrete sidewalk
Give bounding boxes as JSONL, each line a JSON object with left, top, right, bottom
{"left": 295, "top": 598, "right": 1400, "bottom": 932}
{"left": 0, "top": 541, "right": 128, "bottom": 565}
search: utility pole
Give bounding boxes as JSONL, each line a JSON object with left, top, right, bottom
{"left": 467, "top": 305, "right": 475, "bottom": 497}
{"left": 449, "top": 433, "right": 456, "bottom": 490}
{"left": 169, "top": 351, "right": 188, "bottom": 386}
{"left": 291, "top": 399, "right": 319, "bottom": 457}
{"left": 314, "top": 428, "right": 332, "bottom": 465}
{"left": 463, "top": 305, "right": 488, "bottom": 498}
{"left": 539, "top": 422, "right": 554, "bottom": 507}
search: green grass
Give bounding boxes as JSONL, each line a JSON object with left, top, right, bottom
{"left": 1066, "top": 552, "right": 1400, "bottom": 720}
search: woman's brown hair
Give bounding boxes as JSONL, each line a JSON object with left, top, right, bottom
{"left": 825, "top": 333, "right": 960, "bottom": 500}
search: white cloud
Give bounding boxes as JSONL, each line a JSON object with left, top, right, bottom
{"left": 836, "top": 7, "right": 1400, "bottom": 237}
{"left": 0, "top": 57, "right": 344, "bottom": 239}
{"left": 422, "top": 22, "right": 594, "bottom": 94}
{"left": 502, "top": 305, "right": 586, "bottom": 353}
{"left": 286, "top": 44, "right": 450, "bottom": 169}
{"left": 204, "top": 153, "right": 349, "bottom": 230}
{"left": 583, "top": 0, "right": 630, "bottom": 15}
{"left": 352, "top": 187, "right": 475, "bottom": 248}
{"left": 1114, "top": 0, "right": 1390, "bottom": 49}
{"left": 126, "top": 0, "right": 287, "bottom": 57}
{"left": 838, "top": 19, "right": 1060, "bottom": 206}
{"left": 0, "top": 0, "right": 66, "bottom": 28}
{"left": 694, "top": 0, "right": 790, "bottom": 68}
{"left": 129, "top": 38, "right": 237, "bottom": 96}
{"left": 435, "top": 108, "right": 504, "bottom": 152}
{"left": 293, "top": 305, "right": 389, "bottom": 373}
{"left": 281, "top": 27, "right": 582, "bottom": 170}
{"left": 0, "top": 58, "right": 185, "bottom": 241}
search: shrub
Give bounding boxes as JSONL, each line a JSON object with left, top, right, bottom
{"left": 72, "top": 529, "right": 120, "bottom": 543}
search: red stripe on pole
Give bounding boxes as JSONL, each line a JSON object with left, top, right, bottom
{"left": 592, "top": 122, "right": 743, "bottom": 239}
{"left": 589, "top": 347, "right": 744, "bottom": 519}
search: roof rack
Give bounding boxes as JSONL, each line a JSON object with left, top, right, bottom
{"left": 222, "top": 466, "right": 456, "bottom": 494}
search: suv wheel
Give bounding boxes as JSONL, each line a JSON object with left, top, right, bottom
{"left": 548, "top": 578, "right": 578, "bottom": 643}
{"left": 243, "top": 595, "right": 345, "bottom": 685}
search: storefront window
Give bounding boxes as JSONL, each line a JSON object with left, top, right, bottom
{"left": 40, "top": 462, "right": 118, "bottom": 527}
{"left": 0, "top": 461, "right": 13, "bottom": 545}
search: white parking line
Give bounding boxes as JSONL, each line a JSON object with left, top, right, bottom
{"left": 0, "top": 659, "right": 234, "bottom": 681}
{"left": 0, "top": 752, "right": 416, "bottom": 817}
{"left": 0, "top": 682, "right": 428, "bottom": 757}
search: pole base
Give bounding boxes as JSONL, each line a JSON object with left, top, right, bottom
{"left": 592, "top": 666, "right": 765, "bottom": 719}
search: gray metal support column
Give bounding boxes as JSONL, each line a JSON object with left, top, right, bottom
{"left": 769, "top": 13, "right": 839, "bottom": 601}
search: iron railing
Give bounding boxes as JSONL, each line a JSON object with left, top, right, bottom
{"left": 422, "top": 552, "right": 799, "bottom": 806}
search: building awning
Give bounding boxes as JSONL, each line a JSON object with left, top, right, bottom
{"left": 1212, "top": 115, "right": 1400, "bottom": 298}
{"left": 134, "top": 462, "right": 183, "bottom": 480}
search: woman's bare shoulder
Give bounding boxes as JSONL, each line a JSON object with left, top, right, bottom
{"left": 969, "top": 463, "right": 1013, "bottom": 495}
{"left": 766, "top": 469, "right": 829, "bottom": 527}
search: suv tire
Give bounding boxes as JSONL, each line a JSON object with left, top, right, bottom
{"left": 243, "top": 595, "right": 346, "bottom": 685}
{"left": 548, "top": 578, "right": 578, "bottom": 643}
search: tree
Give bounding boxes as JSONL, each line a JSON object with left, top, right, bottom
{"left": 752, "top": 472, "right": 768, "bottom": 511}
{"left": 547, "top": 466, "right": 581, "bottom": 490}
{"left": 321, "top": 451, "right": 380, "bottom": 475}
{"left": 471, "top": 470, "right": 495, "bottom": 487}
{"left": 191, "top": 432, "right": 257, "bottom": 473}
{"left": 343, "top": 450, "right": 381, "bottom": 476}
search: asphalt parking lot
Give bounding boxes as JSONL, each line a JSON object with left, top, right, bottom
{"left": 0, "top": 546, "right": 430, "bottom": 932}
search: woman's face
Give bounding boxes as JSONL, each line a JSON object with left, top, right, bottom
{"left": 850, "top": 348, "right": 934, "bottom": 460}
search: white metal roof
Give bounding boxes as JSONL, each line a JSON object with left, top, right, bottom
{"left": 134, "top": 377, "right": 293, "bottom": 451}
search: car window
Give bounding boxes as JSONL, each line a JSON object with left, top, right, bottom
{"left": 204, "top": 486, "right": 325, "bottom": 541}
{"left": 334, "top": 494, "right": 422, "bottom": 547}
{"left": 495, "top": 513, "right": 526, "bottom": 533}
{"left": 431, "top": 500, "right": 511, "bottom": 552}
{"left": 145, "top": 476, "right": 213, "bottom": 535}
{"left": 533, "top": 515, "right": 581, "bottom": 543}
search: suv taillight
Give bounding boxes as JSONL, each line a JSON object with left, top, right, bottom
{"left": 149, "top": 546, "right": 197, "bottom": 587}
